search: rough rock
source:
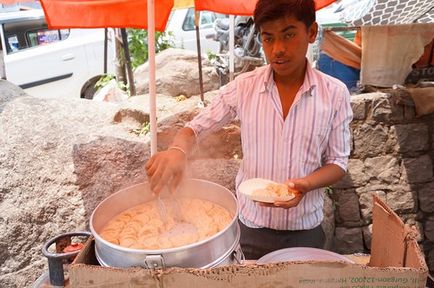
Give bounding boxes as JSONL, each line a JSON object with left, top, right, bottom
{"left": 322, "top": 193, "right": 336, "bottom": 251}
{"left": 333, "top": 189, "right": 361, "bottom": 226}
{"left": 334, "top": 159, "right": 368, "bottom": 189}
{"left": 393, "top": 123, "right": 429, "bottom": 153}
{"left": 352, "top": 123, "right": 392, "bottom": 158}
{"left": 358, "top": 191, "right": 386, "bottom": 224}
{"left": 93, "top": 79, "right": 129, "bottom": 102}
{"left": 400, "top": 155, "right": 433, "bottom": 184}
{"left": 0, "top": 82, "right": 229, "bottom": 287}
{"left": 334, "top": 227, "right": 364, "bottom": 254}
{"left": 188, "top": 159, "right": 241, "bottom": 193}
{"left": 370, "top": 93, "right": 404, "bottom": 123}
{"left": 425, "top": 217, "right": 434, "bottom": 242}
{"left": 386, "top": 189, "right": 417, "bottom": 213}
{"left": 362, "top": 224, "right": 373, "bottom": 250}
{"left": 419, "top": 182, "right": 434, "bottom": 213}
{"left": 364, "top": 156, "right": 400, "bottom": 184}
{"left": 0, "top": 81, "right": 153, "bottom": 287}
{"left": 134, "top": 48, "right": 220, "bottom": 97}
{"left": 350, "top": 94, "right": 369, "bottom": 120}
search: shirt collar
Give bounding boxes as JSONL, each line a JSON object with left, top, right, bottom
{"left": 261, "top": 60, "right": 317, "bottom": 97}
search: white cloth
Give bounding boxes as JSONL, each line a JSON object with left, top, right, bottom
{"left": 187, "top": 63, "right": 353, "bottom": 230}
{"left": 361, "top": 23, "right": 434, "bottom": 87}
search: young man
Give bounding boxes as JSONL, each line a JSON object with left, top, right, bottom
{"left": 146, "top": 0, "right": 353, "bottom": 259}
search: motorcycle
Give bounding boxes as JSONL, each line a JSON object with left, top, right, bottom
{"left": 208, "top": 16, "right": 265, "bottom": 86}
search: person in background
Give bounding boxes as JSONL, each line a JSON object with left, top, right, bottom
{"left": 146, "top": 0, "right": 353, "bottom": 260}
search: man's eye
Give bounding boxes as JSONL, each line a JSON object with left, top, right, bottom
{"left": 263, "top": 37, "right": 272, "bottom": 43}
{"left": 285, "top": 33, "right": 295, "bottom": 39}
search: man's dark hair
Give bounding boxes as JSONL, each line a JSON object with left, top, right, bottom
{"left": 253, "top": 0, "right": 316, "bottom": 30}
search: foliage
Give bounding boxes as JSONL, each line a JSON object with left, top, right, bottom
{"left": 94, "top": 74, "right": 115, "bottom": 91}
{"left": 94, "top": 74, "right": 130, "bottom": 96}
{"left": 324, "top": 186, "right": 339, "bottom": 210}
{"left": 132, "top": 122, "right": 150, "bottom": 136}
{"left": 324, "top": 186, "right": 333, "bottom": 198}
{"left": 127, "top": 29, "right": 175, "bottom": 68}
{"left": 206, "top": 50, "right": 218, "bottom": 61}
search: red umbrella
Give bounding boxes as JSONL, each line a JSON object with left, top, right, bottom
{"left": 41, "top": 0, "right": 336, "bottom": 30}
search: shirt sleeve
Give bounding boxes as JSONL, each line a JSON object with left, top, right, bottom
{"left": 186, "top": 80, "right": 238, "bottom": 138}
{"left": 323, "top": 86, "right": 353, "bottom": 171}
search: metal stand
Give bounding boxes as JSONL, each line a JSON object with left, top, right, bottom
{"left": 41, "top": 231, "right": 91, "bottom": 286}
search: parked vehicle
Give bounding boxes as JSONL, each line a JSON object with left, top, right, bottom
{"left": 165, "top": 7, "right": 227, "bottom": 55}
{"left": 0, "top": 9, "right": 116, "bottom": 99}
{"left": 208, "top": 15, "right": 265, "bottom": 86}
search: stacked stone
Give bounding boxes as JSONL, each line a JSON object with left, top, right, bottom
{"left": 332, "top": 91, "right": 434, "bottom": 272}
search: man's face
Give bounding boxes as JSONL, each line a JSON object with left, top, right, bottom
{"left": 260, "top": 15, "right": 318, "bottom": 79}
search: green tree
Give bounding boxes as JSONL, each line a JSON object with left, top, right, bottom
{"left": 127, "top": 29, "right": 175, "bottom": 68}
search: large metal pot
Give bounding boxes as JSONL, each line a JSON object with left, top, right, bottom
{"left": 90, "top": 178, "right": 242, "bottom": 269}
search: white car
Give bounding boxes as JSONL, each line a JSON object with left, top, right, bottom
{"left": 0, "top": 9, "right": 116, "bottom": 99}
{"left": 165, "top": 7, "right": 226, "bottom": 55}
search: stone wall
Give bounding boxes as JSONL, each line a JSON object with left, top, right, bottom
{"left": 332, "top": 91, "right": 434, "bottom": 272}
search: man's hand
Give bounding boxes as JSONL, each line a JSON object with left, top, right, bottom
{"left": 257, "top": 164, "right": 346, "bottom": 209}
{"left": 145, "top": 148, "right": 186, "bottom": 194}
{"left": 259, "top": 178, "right": 312, "bottom": 209}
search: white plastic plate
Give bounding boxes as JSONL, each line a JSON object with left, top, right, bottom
{"left": 257, "top": 247, "right": 355, "bottom": 264}
{"left": 238, "top": 178, "right": 296, "bottom": 203}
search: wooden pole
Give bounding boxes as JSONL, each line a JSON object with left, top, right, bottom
{"left": 120, "top": 28, "right": 136, "bottom": 96}
{"left": 194, "top": 11, "right": 205, "bottom": 104}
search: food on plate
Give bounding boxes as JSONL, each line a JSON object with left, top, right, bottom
{"left": 252, "top": 182, "right": 297, "bottom": 198}
{"left": 239, "top": 178, "right": 299, "bottom": 203}
{"left": 100, "top": 198, "right": 232, "bottom": 250}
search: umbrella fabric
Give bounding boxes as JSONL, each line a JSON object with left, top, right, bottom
{"left": 315, "top": 0, "right": 338, "bottom": 10}
{"left": 40, "top": 0, "right": 174, "bottom": 31}
{"left": 41, "top": 0, "right": 337, "bottom": 30}
{"left": 194, "top": 0, "right": 336, "bottom": 15}
{"left": 340, "top": 0, "right": 434, "bottom": 26}
{"left": 174, "top": 0, "right": 194, "bottom": 9}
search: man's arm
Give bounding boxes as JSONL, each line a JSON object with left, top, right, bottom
{"left": 145, "top": 127, "right": 196, "bottom": 194}
{"left": 270, "top": 164, "right": 345, "bottom": 208}
{"left": 145, "top": 79, "right": 238, "bottom": 194}
{"left": 295, "top": 163, "right": 346, "bottom": 191}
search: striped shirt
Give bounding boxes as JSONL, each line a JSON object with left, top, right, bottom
{"left": 186, "top": 63, "right": 353, "bottom": 230}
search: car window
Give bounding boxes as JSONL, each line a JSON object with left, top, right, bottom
{"left": 182, "top": 8, "right": 195, "bottom": 31}
{"left": 200, "top": 11, "right": 215, "bottom": 29}
{"left": 182, "top": 8, "right": 219, "bottom": 31}
{"left": 27, "top": 29, "right": 70, "bottom": 47}
{"left": 3, "top": 18, "right": 70, "bottom": 54}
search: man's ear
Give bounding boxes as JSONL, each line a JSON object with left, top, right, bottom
{"left": 308, "top": 22, "right": 318, "bottom": 44}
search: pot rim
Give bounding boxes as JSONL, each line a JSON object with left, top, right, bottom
{"left": 90, "top": 178, "right": 239, "bottom": 254}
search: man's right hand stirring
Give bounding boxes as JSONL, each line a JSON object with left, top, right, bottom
{"left": 145, "top": 147, "right": 187, "bottom": 195}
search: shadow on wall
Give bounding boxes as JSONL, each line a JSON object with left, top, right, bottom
{"left": 72, "top": 136, "right": 150, "bottom": 221}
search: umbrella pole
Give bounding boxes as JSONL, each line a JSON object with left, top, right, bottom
{"left": 229, "top": 15, "right": 235, "bottom": 81}
{"left": 194, "top": 11, "right": 205, "bottom": 104}
{"left": 148, "top": 0, "right": 157, "bottom": 156}
{"left": 104, "top": 28, "right": 108, "bottom": 74}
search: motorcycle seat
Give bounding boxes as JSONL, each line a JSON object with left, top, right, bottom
{"left": 215, "top": 18, "right": 230, "bottom": 31}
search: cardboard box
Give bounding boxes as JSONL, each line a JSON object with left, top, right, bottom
{"left": 70, "top": 197, "right": 428, "bottom": 288}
